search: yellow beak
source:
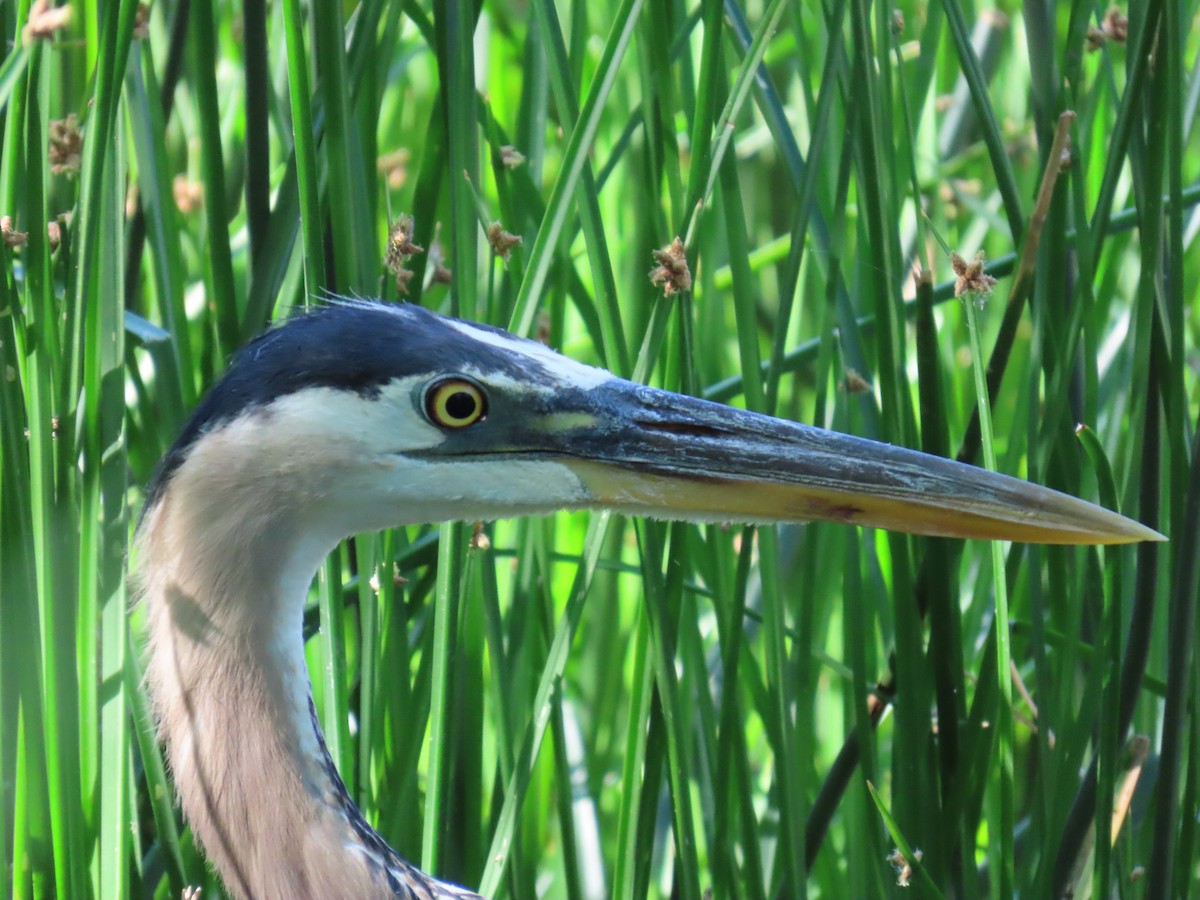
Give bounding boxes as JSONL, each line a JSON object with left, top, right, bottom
{"left": 547, "top": 380, "right": 1162, "bottom": 545}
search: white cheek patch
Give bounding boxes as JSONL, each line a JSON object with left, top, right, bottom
{"left": 405, "top": 457, "right": 588, "bottom": 507}
{"left": 447, "top": 319, "right": 612, "bottom": 390}
{"left": 267, "top": 380, "right": 445, "bottom": 454}
{"left": 327, "top": 457, "right": 592, "bottom": 531}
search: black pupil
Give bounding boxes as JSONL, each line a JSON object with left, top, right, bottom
{"left": 445, "top": 390, "right": 477, "bottom": 421}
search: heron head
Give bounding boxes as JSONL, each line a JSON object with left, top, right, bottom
{"left": 145, "top": 300, "right": 1161, "bottom": 549}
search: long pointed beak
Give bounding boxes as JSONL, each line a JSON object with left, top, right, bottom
{"left": 550, "top": 381, "right": 1162, "bottom": 545}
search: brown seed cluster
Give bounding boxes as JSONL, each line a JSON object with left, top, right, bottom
{"left": 841, "top": 368, "right": 871, "bottom": 394}
{"left": 1102, "top": 6, "right": 1128, "bottom": 41}
{"left": 1, "top": 217, "right": 28, "bottom": 248}
{"left": 426, "top": 226, "right": 452, "bottom": 286}
{"left": 535, "top": 310, "right": 552, "bottom": 346}
{"left": 887, "top": 847, "right": 923, "bottom": 888}
{"left": 950, "top": 250, "right": 997, "bottom": 302}
{"left": 499, "top": 145, "right": 525, "bottom": 169}
{"left": 133, "top": 3, "right": 151, "bottom": 39}
{"left": 385, "top": 214, "right": 424, "bottom": 294}
{"left": 486, "top": 222, "right": 522, "bottom": 261}
{"left": 387, "top": 214, "right": 422, "bottom": 257}
{"left": 432, "top": 258, "right": 452, "bottom": 285}
{"left": 377, "top": 148, "right": 411, "bottom": 190}
{"left": 470, "top": 521, "right": 491, "bottom": 551}
{"left": 173, "top": 176, "right": 203, "bottom": 214}
{"left": 649, "top": 236, "right": 692, "bottom": 296}
{"left": 368, "top": 563, "right": 408, "bottom": 593}
{"left": 49, "top": 115, "right": 83, "bottom": 176}
{"left": 1086, "top": 6, "right": 1128, "bottom": 51}
{"left": 0, "top": 216, "right": 64, "bottom": 250}
{"left": 23, "top": 0, "right": 72, "bottom": 44}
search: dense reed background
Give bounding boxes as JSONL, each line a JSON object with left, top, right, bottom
{"left": 1, "top": 0, "right": 1197, "bottom": 897}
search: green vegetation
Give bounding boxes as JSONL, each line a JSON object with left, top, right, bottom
{"left": 2, "top": 1, "right": 1197, "bottom": 898}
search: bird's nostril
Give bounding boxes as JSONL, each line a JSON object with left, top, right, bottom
{"left": 634, "top": 419, "right": 730, "bottom": 439}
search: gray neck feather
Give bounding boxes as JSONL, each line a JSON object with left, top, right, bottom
{"left": 137, "top": 484, "right": 480, "bottom": 900}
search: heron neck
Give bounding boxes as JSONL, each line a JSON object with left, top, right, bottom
{"left": 137, "top": 496, "right": 403, "bottom": 900}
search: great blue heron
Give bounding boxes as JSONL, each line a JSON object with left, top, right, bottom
{"left": 136, "top": 299, "right": 1161, "bottom": 899}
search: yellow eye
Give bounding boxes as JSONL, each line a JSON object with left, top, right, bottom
{"left": 425, "top": 378, "right": 487, "bottom": 429}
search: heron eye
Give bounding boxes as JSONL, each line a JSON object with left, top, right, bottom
{"left": 425, "top": 378, "right": 487, "bottom": 429}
